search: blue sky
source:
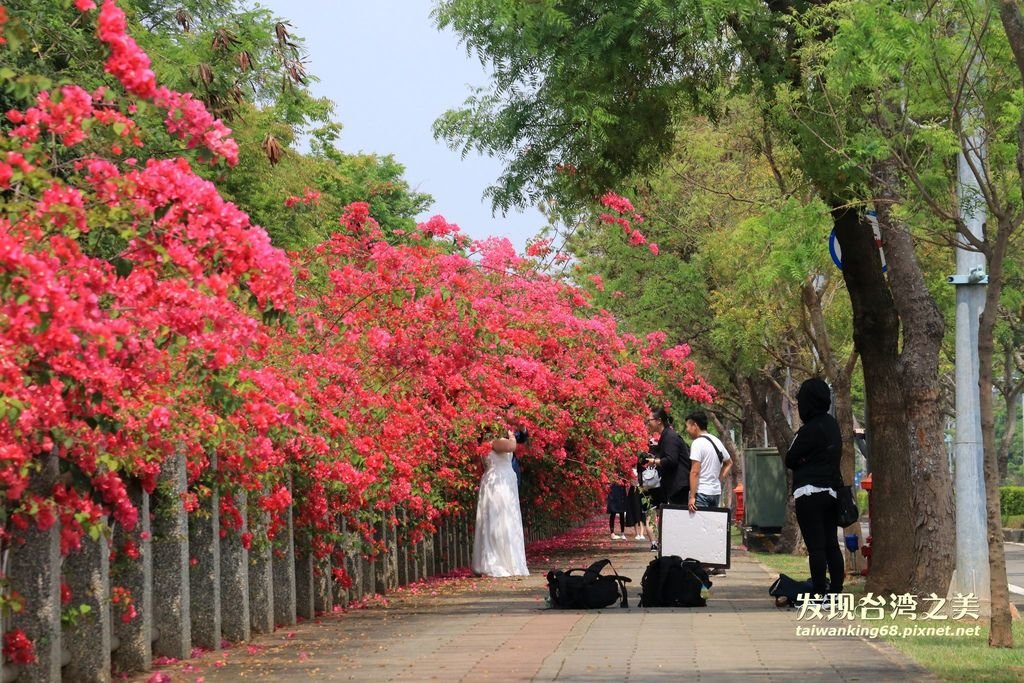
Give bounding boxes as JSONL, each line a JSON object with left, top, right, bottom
{"left": 255, "top": 0, "right": 544, "bottom": 252}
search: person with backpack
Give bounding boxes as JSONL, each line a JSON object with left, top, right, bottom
{"left": 684, "top": 411, "right": 733, "bottom": 511}
{"left": 785, "top": 378, "right": 845, "bottom": 599}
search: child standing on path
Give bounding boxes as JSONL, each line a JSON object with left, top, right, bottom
{"left": 624, "top": 474, "right": 650, "bottom": 540}
{"left": 607, "top": 483, "right": 627, "bottom": 539}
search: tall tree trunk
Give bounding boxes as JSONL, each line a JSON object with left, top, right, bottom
{"left": 995, "top": 343, "right": 1024, "bottom": 480}
{"left": 832, "top": 204, "right": 918, "bottom": 595}
{"left": 987, "top": 0, "right": 1024, "bottom": 646}
{"left": 978, "top": 217, "right": 1014, "bottom": 647}
{"left": 829, "top": 365, "right": 866, "bottom": 572}
{"left": 998, "top": 373, "right": 1021, "bottom": 481}
{"left": 736, "top": 375, "right": 764, "bottom": 449}
{"left": 871, "top": 166, "right": 956, "bottom": 598}
{"left": 710, "top": 411, "right": 741, "bottom": 508}
{"left": 829, "top": 372, "right": 856, "bottom": 486}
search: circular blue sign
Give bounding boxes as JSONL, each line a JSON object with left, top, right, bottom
{"left": 829, "top": 222, "right": 888, "bottom": 273}
{"left": 829, "top": 229, "right": 843, "bottom": 269}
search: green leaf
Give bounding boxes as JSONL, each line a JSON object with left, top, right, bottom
{"left": 112, "top": 257, "right": 134, "bottom": 278}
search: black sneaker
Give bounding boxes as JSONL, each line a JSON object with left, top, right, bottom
{"left": 650, "top": 542, "right": 659, "bottom": 553}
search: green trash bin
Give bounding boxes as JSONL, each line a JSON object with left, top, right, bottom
{"left": 743, "top": 447, "right": 787, "bottom": 531}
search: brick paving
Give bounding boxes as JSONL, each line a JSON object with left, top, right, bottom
{"left": 137, "top": 520, "right": 937, "bottom": 682}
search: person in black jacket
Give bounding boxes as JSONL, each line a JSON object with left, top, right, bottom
{"left": 785, "top": 378, "right": 845, "bottom": 597}
{"left": 644, "top": 407, "right": 690, "bottom": 552}
{"left": 646, "top": 407, "right": 690, "bottom": 507}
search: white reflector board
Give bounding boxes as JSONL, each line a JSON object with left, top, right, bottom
{"left": 658, "top": 505, "right": 731, "bottom": 568}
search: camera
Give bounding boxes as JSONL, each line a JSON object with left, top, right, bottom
{"left": 513, "top": 428, "right": 529, "bottom": 444}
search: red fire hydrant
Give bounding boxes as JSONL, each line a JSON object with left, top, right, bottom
{"left": 733, "top": 483, "right": 744, "bottom": 526}
{"left": 859, "top": 473, "right": 872, "bottom": 576}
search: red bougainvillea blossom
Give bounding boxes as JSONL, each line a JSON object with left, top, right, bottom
{"left": 111, "top": 586, "right": 138, "bottom": 623}
{"left": 0, "top": 0, "right": 715, "bottom": 656}
{"left": 283, "top": 188, "right": 321, "bottom": 208}
{"left": 275, "top": 202, "right": 714, "bottom": 545}
{"left": 525, "top": 238, "right": 552, "bottom": 258}
{"left": 2, "top": 629, "right": 36, "bottom": 665}
{"left": 0, "top": 0, "right": 292, "bottom": 560}
{"left": 86, "top": 0, "right": 238, "bottom": 164}
{"left": 598, "top": 191, "right": 652, "bottom": 248}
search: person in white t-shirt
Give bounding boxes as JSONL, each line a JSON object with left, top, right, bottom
{"left": 684, "top": 411, "right": 733, "bottom": 511}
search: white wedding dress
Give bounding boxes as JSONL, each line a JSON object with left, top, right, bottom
{"left": 471, "top": 451, "right": 529, "bottom": 577}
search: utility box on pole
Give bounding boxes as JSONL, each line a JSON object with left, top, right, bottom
{"left": 742, "top": 448, "right": 787, "bottom": 531}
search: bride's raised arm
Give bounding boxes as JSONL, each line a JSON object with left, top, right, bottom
{"left": 490, "top": 429, "right": 517, "bottom": 454}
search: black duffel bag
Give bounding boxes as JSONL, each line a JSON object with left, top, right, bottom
{"left": 546, "top": 558, "right": 631, "bottom": 609}
{"left": 769, "top": 573, "right": 815, "bottom": 608}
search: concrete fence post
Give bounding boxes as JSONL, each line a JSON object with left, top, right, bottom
{"left": 220, "top": 489, "right": 250, "bottom": 643}
{"left": 374, "top": 517, "right": 397, "bottom": 594}
{"left": 7, "top": 452, "right": 61, "bottom": 683}
{"left": 294, "top": 529, "right": 315, "bottom": 621}
{"left": 457, "top": 513, "right": 469, "bottom": 569}
{"left": 396, "top": 509, "right": 409, "bottom": 587}
{"left": 446, "top": 517, "right": 456, "bottom": 573}
{"left": 333, "top": 517, "right": 352, "bottom": 607}
{"left": 188, "top": 453, "right": 220, "bottom": 652}
{"left": 362, "top": 522, "right": 375, "bottom": 598}
{"left": 363, "top": 553, "right": 375, "bottom": 598}
{"left": 151, "top": 449, "right": 191, "bottom": 660}
{"left": 421, "top": 528, "right": 435, "bottom": 579}
{"left": 111, "top": 481, "right": 151, "bottom": 675}
{"left": 453, "top": 514, "right": 463, "bottom": 569}
{"left": 247, "top": 501, "right": 274, "bottom": 635}
{"left": 434, "top": 518, "right": 447, "bottom": 575}
{"left": 63, "top": 515, "right": 111, "bottom": 682}
{"left": 314, "top": 553, "right": 333, "bottom": 616}
{"left": 271, "top": 474, "right": 296, "bottom": 628}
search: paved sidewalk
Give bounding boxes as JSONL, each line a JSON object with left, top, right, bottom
{"left": 138, "top": 521, "right": 937, "bottom": 682}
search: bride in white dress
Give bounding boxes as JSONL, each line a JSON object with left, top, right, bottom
{"left": 471, "top": 430, "right": 529, "bottom": 577}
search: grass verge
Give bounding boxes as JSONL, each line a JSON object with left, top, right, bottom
{"left": 879, "top": 618, "right": 1024, "bottom": 682}
{"left": 748, "top": 547, "right": 813, "bottom": 580}
{"left": 751, "top": 548, "right": 1024, "bottom": 682}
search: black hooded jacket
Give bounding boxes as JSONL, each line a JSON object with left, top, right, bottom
{"left": 654, "top": 425, "right": 690, "bottom": 499}
{"left": 785, "top": 378, "right": 842, "bottom": 492}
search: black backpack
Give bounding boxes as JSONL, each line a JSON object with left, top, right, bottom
{"left": 639, "top": 555, "right": 711, "bottom": 607}
{"left": 546, "top": 559, "right": 632, "bottom": 609}
{"left": 769, "top": 573, "right": 815, "bottom": 607}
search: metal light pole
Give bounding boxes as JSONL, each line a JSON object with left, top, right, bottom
{"left": 948, "top": 137, "right": 990, "bottom": 602}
